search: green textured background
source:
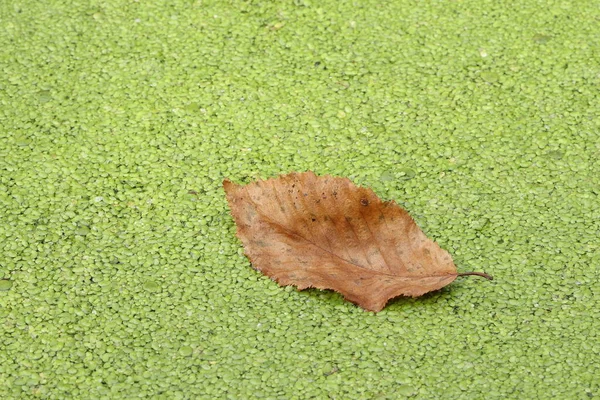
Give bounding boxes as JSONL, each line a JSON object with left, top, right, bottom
{"left": 1, "top": 0, "right": 599, "bottom": 398}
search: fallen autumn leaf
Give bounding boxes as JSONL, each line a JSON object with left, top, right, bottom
{"left": 223, "top": 171, "right": 492, "bottom": 312}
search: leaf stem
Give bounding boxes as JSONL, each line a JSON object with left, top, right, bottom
{"left": 457, "top": 271, "right": 493, "bottom": 280}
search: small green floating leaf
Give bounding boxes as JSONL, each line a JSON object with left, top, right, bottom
{"left": 473, "top": 218, "right": 490, "bottom": 231}
{"left": 481, "top": 71, "right": 500, "bottom": 83}
{"left": 143, "top": 280, "right": 160, "bottom": 292}
{"left": 269, "top": 21, "right": 285, "bottom": 31}
{"left": 0, "top": 280, "right": 13, "bottom": 291}
{"left": 75, "top": 226, "right": 90, "bottom": 236}
{"left": 38, "top": 90, "right": 52, "bottom": 103}
{"left": 546, "top": 150, "right": 564, "bottom": 160}
{"left": 179, "top": 346, "right": 193, "bottom": 357}
{"left": 380, "top": 170, "right": 395, "bottom": 181}
{"left": 533, "top": 34, "right": 551, "bottom": 43}
{"left": 185, "top": 103, "right": 201, "bottom": 112}
{"left": 15, "top": 137, "right": 31, "bottom": 147}
{"left": 398, "top": 167, "right": 416, "bottom": 180}
{"left": 397, "top": 385, "right": 416, "bottom": 396}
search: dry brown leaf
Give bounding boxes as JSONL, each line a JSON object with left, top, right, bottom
{"left": 223, "top": 171, "right": 492, "bottom": 312}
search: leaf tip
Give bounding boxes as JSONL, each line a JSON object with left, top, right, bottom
{"left": 223, "top": 178, "right": 240, "bottom": 194}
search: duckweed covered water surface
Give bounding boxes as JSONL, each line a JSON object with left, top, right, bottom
{"left": 1, "top": 0, "right": 599, "bottom": 398}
